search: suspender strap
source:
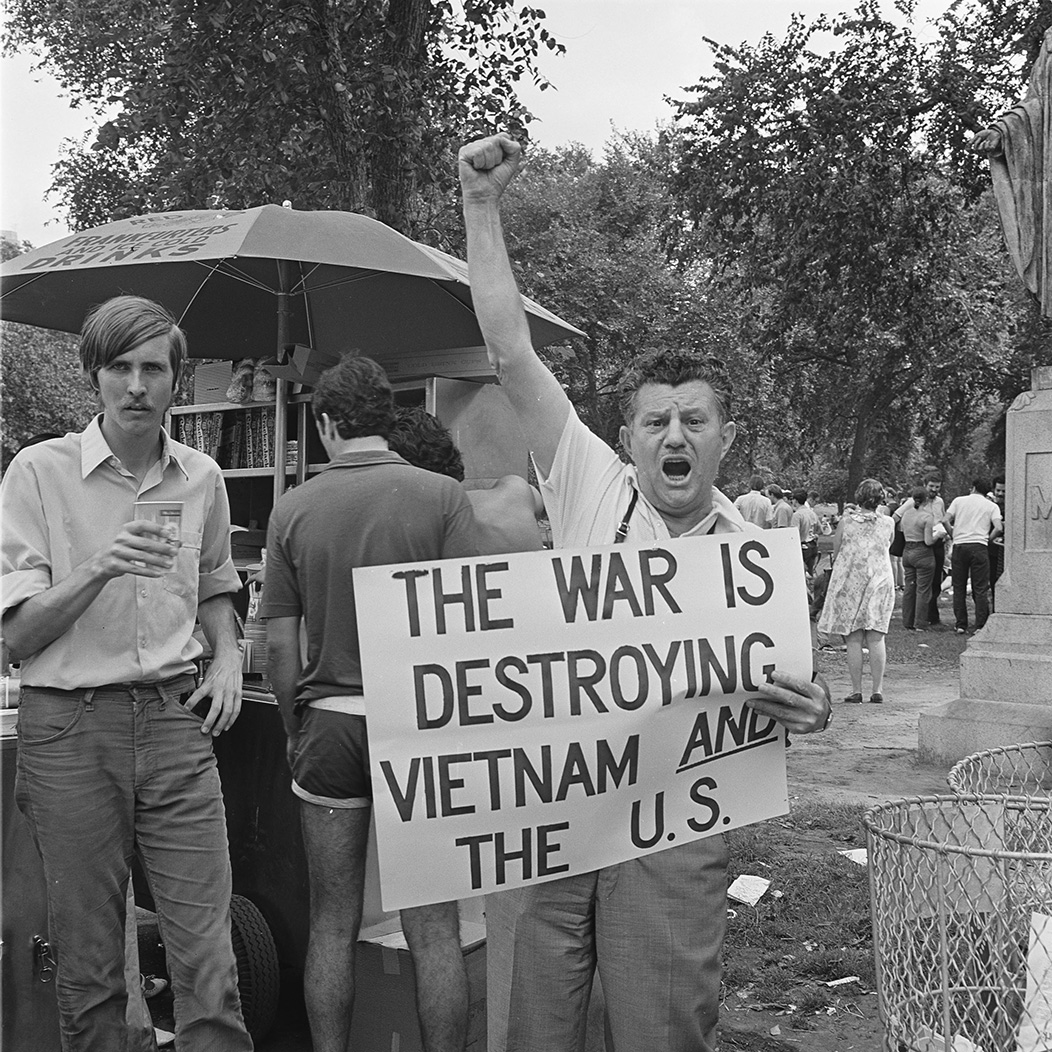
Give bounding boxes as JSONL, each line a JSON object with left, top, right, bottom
{"left": 614, "top": 489, "right": 640, "bottom": 543}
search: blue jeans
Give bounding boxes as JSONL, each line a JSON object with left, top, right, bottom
{"left": 901, "top": 543, "right": 935, "bottom": 629}
{"left": 15, "top": 678, "right": 252, "bottom": 1052}
{"left": 951, "top": 543, "right": 991, "bottom": 631}
{"left": 488, "top": 837, "right": 727, "bottom": 1052}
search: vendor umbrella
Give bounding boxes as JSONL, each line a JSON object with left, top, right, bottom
{"left": 0, "top": 205, "right": 583, "bottom": 367}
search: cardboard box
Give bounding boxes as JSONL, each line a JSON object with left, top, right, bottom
{"left": 350, "top": 918, "right": 486, "bottom": 1051}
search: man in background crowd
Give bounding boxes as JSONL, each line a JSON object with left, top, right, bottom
{"left": 767, "top": 484, "right": 795, "bottom": 529}
{"left": 791, "top": 488, "right": 820, "bottom": 573}
{"left": 943, "top": 478, "right": 1002, "bottom": 634}
{"left": 734, "top": 474, "right": 773, "bottom": 527}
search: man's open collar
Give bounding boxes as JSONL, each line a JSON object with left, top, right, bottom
{"left": 80, "top": 414, "right": 189, "bottom": 481}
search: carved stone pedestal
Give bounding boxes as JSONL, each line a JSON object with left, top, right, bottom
{"left": 918, "top": 365, "right": 1052, "bottom": 763}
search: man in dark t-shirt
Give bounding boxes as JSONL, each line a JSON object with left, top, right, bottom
{"left": 262, "top": 356, "right": 479, "bottom": 1052}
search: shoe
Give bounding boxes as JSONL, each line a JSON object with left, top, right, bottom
{"left": 955, "top": 627, "right": 967, "bottom": 635}
{"left": 844, "top": 693, "right": 863, "bottom": 704}
{"left": 869, "top": 693, "right": 884, "bottom": 704}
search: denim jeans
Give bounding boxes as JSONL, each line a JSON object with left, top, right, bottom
{"left": 15, "top": 677, "right": 252, "bottom": 1052}
{"left": 951, "top": 542, "right": 991, "bottom": 631}
{"left": 902, "top": 543, "right": 936, "bottom": 629}
{"left": 489, "top": 836, "right": 727, "bottom": 1052}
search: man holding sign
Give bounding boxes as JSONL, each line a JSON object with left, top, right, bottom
{"left": 459, "top": 134, "right": 832, "bottom": 1052}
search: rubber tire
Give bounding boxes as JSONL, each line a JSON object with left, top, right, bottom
{"left": 229, "top": 894, "right": 280, "bottom": 1043}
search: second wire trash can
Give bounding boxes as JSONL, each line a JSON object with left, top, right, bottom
{"left": 863, "top": 795, "right": 1052, "bottom": 1052}
{"left": 948, "top": 742, "right": 1052, "bottom": 802}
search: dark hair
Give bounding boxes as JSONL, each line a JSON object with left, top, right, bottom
{"left": 973, "top": 477, "right": 990, "bottom": 495}
{"left": 749, "top": 474, "right": 764, "bottom": 490}
{"left": 312, "top": 355, "right": 395, "bottom": 440}
{"left": 388, "top": 407, "right": 465, "bottom": 481}
{"left": 855, "top": 478, "right": 884, "bottom": 510}
{"left": 911, "top": 485, "right": 927, "bottom": 508}
{"left": 80, "top": 295, "right": 186, "bottom": 389}
{"left": 616, "top": 349, "right": 733, "bottom": 425}
{"left": 17, "top": 432, "right": 62, "bottom": 452}
{"left": 992, "top": 474, "right": 1005, "bottom": 486}
{"left": 922, "top": 466, "right": 942, "bottom": 485}
{"left": 792, "top": 488, "right": 808, "bottom": 505}
{"left": 768, "top": 484, "right": 784, "bottom": 501}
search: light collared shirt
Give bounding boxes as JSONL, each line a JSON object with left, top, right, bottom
{"left": 733, "top": 490, "right": 773, "bottom": 529}
{"left": 536, "top": 407, "right": 748, "bottom": 548}
{"left": 1, "top": 415, "right": 240, "bottom": 688}
{"left": 945, "top": 492, "right": 1003, "bottom": 547}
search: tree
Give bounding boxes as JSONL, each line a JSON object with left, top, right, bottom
{"left": 4, "top": 0, "right": 564, "bottom": 238}
{"left": 671, "top": 2, "right": 1045, "bottom": 498}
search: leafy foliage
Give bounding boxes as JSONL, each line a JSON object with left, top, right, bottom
{"left": 4, "top": 0, "right": 564, "bottom": 237}
{"left": 671, "top": 0, "right": 1050, "bottom": 498}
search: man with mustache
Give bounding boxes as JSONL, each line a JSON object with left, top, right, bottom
{"left": 1, "top": 295, "right": 251, "bottom": 1050}
{"left": 459, "top": 134, "right": 832, "bottom": 1052}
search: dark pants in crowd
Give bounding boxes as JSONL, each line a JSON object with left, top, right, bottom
{"left": 951, "top": 542, "right": 991, "bottom": 632}
{"left": 927, "top": 539, "right": 946, "bottom": 624}
{"left": 902, "top": 543, "right": 936, "bottom": 630}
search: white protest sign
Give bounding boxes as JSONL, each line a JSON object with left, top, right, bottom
{"left": 355, "top": 529, "right": 811, "bottom": 910}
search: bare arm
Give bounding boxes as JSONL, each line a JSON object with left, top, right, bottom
{"left": 266, "top": 616, "right": 303, "bottom": 740}
{"left": 459, "top": 133, "right": 571, "bottom": 476}
{"left": 2, "top": 521, "right": 177, "bottom": 661}
{"left": 190, "top": 593, "right": 243, "bottom": 736}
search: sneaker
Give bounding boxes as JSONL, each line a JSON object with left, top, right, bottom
{"left": 869, "top": 693, "right": 884, "bottom": 704}
{"left": 844, "top": 692, "right": 863, "bottom": 704}
{"left": 955, "top": 627, "right": 967, "bottom": 635}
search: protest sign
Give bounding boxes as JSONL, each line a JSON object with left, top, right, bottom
{"left": 355, "top": 528, "right": 811, "bottom": 910}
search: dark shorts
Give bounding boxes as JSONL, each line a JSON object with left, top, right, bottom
{"left": 290, "top": 707, "right": 372, "bottom": 808}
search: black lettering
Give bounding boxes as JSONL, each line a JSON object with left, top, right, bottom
{"left": 537, "top": 822, "right": 571, "bottom": 876}
{"left": 609, "top": 645, "right": 648, "bottom": 709}
{"left": 696, "top": 636, "right": 738, "bottom": 695}
{"left": 642, "top": 641, "right": 682, "bottom": 705}
{"left": 380, "top": 757, "right": 420, "bottom": 822}
{"left": 596, "top": 735, "right": 639, "bottom": 791}
{"left": 566, "top": 649, "right": 608, "bottom": 715}
{"left": 630, "top": 792, "right": 665, "bottom": 848}
{"left": 393, "top": 569, "right": 429, "bottom": 637}
{"left": 714, "top": 704, "right": 749, "bottom": 752}
{"left": 737, "top": 540, "right": 775, "bottom": 606}
{"left": 555, "top": 742, "right": 597, "bottom": 800}
{"left": 552, "top": 553, "right": 603, "bottom": 622}
{"left": 514, "top": 745, "right": 553, "bottom": 806}
{"left": 740, "top": 632, "right": 776, "bottom": 692}
{"left": 456, "top": 658, "right": 494, "bottom": 726}
{"left": 526, "top": 652, "right": 566, "bottom": 718}
{"left": 602, "top": 551, "right": 644, "bottom": 618}
{"left": 414, "top": 664, "right": 454, "bottom": 729}
{"left": 438, "top": 754, "right": 476, "bottom": 816}
{"left": 687, "top": 776, "right": 721, "bottom": 832}
{"left": 476, "top": 562, "right": 514, "bottom": 630}
{"left": 720, "top": 543, "right": 737, "bottom": 608}
{"left": 638, "top": 548, "right": 681, "bottom": 615}
{"left": 432, "top": 564, "right": 476, "bottom": 633}
{"left": 679, "top": 709, "right": 714, "bottom": 768}
{"left": 454, "top": 832, "right": 492, "bottom": 890}
{"left": 474, "top": 749, "right": 512, "bottom": 809}
{"left": 493, "top": 656, "right": 532, "bottom": 721}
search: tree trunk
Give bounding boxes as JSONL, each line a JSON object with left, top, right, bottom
{"left": 368, "top": 0, "right": 430, "bottom": 234}
{"left": 845, "top": 385, "right": 877, "bottom": 499}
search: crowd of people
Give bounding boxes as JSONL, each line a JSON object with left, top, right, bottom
{"left": 731, "top": 466, "right": 1006, "bottom": 708}
{"left": 0, "top": 129, "right": 1006, "bottom": 1052}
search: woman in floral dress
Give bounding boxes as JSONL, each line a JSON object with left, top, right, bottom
{"left": 818, "top": 478, "right": 896, "bottom": 703}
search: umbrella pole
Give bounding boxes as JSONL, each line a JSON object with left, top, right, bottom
{"left": 273, "top": 262, "right": 291, "bottom": 506}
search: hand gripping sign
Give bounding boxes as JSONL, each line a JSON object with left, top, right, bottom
{"left": 354, "top": 529, "right": 811, "bottom": 910}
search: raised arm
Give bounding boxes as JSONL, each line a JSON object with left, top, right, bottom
{"left": 459, "top": 133, "right": 571, "bottom": 476}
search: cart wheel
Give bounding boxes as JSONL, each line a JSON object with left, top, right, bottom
{"left": 229, "top": 894, "right": 280, "bottom": 1042}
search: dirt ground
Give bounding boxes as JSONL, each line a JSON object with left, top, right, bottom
{"left": 720, "top": 595, "right": 970, "bottom": 1052}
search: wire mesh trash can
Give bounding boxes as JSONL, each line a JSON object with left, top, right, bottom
{"left": 863, "top": 795, "right": 1052, "bottom": 1051}
{"left": 948, "top": 743, "right": 1052, "bottom": 802}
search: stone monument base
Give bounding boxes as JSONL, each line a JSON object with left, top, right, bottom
{"left": 917, "top": 612, "right": 1052, "bottom": 764}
